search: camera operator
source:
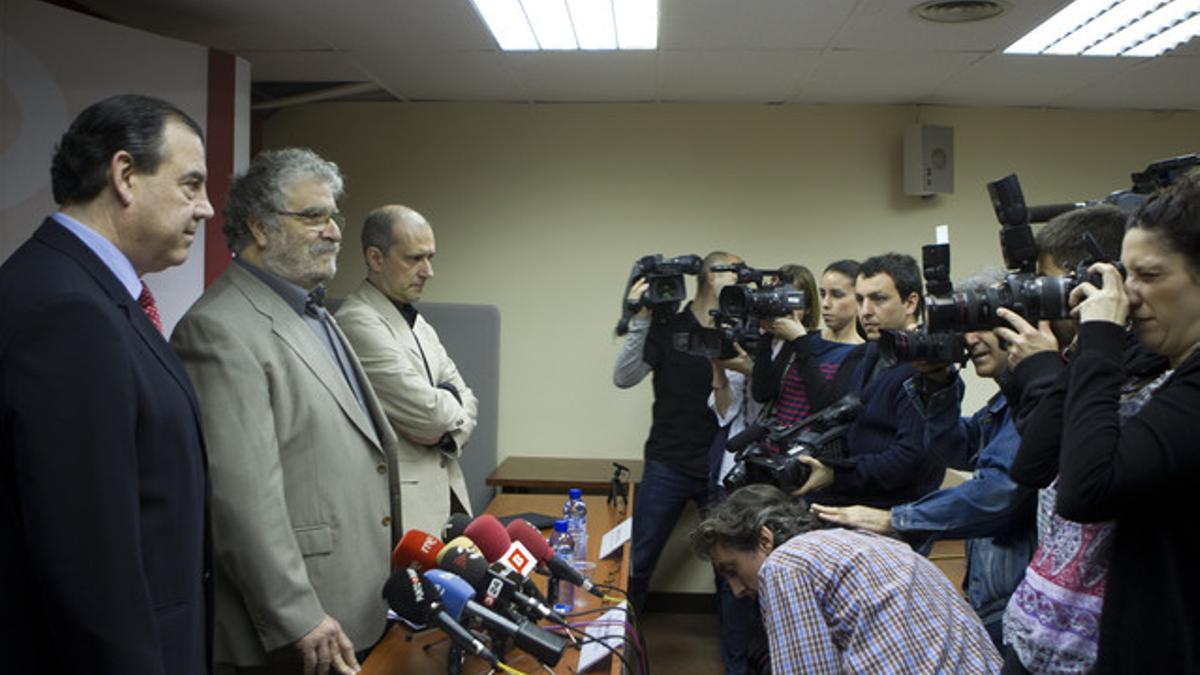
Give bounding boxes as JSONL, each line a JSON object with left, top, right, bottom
{"left": 813, "top": 269, "right": 1037, "bottom": 649}
{"left": 691, "top": 484, "right": 1000, "bottom": 673}
{"left": 1026, "top": 175, "right": 1200, "bottom": 673}
{"left": 613, "top": 251, "right": 742, "bottom": 617}
{"left": 996, "top": 204, "right": 1173, "bottom": 674}
{"left": 772, "top": 253, "right": 940, "bottom": 509}
{"left": 749, "top": 264, "right": 860, "bottom": 451}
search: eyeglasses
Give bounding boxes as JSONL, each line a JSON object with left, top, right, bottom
{"left": 274, "top": 209, "right": 346, "bottom": 229}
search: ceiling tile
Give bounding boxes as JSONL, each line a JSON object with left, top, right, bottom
{"left": 660, "top": 0, "right": 856, "bottom": 50}
{"left": 78, "top": 0, "right": 325, "bottom": 50}
{"left": 793, "top": 49, "right": 978, "bottom": 104}
{"left": 832, "top": 0, "right": 1068, "bottom": 53}
{"left": 928, "top": 53, "right": 1144, "bottom": 108}
{"left": 293, "top": 0, "right": 497, "bottom": 52}
{"left": 506, "top": 51, "right": 659, "bottom": 101}
{"left": 658, "top": 49, "right": 820, "bottom": 101}
{"left": 356, "top": 49, "right": 525, "bottom": 101}
{"left": 1053, "top": 55, "right": 1200, "bottom": 110}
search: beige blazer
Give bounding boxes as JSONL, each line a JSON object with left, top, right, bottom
{"left": 336, "top": 280, "right": 477, "bottom": 535}
{"left": 171, "top": 263, "right": 401, "bottom": 666}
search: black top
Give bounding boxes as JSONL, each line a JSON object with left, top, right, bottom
{"left": 1055, "top": 322, "right": 1200, "bottom": 673}
{"left": 642, "top": 306, "right": 718, "bottom": 479}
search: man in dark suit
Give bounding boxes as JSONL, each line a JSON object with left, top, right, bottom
{"left": 0, "top": 94, "right": 214, "bottom": 675}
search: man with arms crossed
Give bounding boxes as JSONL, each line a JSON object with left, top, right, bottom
{"left": 337, "top": 205, "right": 478, "bottom": 534}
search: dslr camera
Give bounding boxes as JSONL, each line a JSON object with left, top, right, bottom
{"left": 723, "top": 395, "right": 860, "bottom": 493}
{"left": 877, "top": 329, "right": 969, "bottom": 364}
{"left": 615, "top": 253, "right": 703, "bottom": 335}
{"left": 923, "top": 171, "right": 1130, "bottom": 334}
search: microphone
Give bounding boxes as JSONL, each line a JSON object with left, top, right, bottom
{"left": 443, "top": 512, "right": 472, "bottom": 542}
{"left": 437, "top": 545, "right": 568, "bottom": 626}
{"left": 506, "top": 519, "right": 604, "bottom": 598}
{"left": 440, "top": 536, "right": 482, "bottom": 557}
{"left": 425, "top": 569, "right": 569, "bottom": 667}
{"left": 381, "top": 568, "right": 498, "bottom": 665}
{"left": 392, "top": 529, "right": 444, "bottom": 571}
{"left": 463, "top": 514, "right": 511, "bottom": 562}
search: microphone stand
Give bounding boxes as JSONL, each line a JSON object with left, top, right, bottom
{"left": 445, "top": 642, "right": 464, "bottom": 675}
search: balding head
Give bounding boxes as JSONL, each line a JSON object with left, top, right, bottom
{"left": 362, "top": 204, "right": 437, "bottom": 304}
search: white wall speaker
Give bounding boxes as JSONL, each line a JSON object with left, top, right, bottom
{"left": 904, "top": 124, "right": 954, "bottom": 196}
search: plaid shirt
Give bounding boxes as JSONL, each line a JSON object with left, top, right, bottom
{"left": 758, "top": 529, "right": 1001, "bottom": 674}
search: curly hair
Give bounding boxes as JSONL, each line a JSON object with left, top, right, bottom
{"left": 690, "top": 484, "right": 819, "bottom": 558}
{"left": 222, "top": 148, "right": 344, "bottom": 252}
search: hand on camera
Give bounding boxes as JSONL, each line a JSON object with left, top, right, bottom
{"left": 1069, "top": 263, "right": 1129, "bottom": 326}
{"left": 713, "top": 342, "right": 753, "bottom": 376}
{"left": 911, "top": 360, "right": 953, "bottom": 385}
{"left": 810, "top": 504, "right": 893, "bottom": 534}
{"left": 790, "top": 456, "right": 834, "bottom": 496}
{"left": 762, "top": 316, "right": 806, "bottom": 341}
{"left": 627, "top": 278, "right": 651, "bottom": 318}
{"left": 993, "top": 307, "right": 1059, "bottom": 368}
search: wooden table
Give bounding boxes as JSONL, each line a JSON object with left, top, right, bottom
{"left": 362, "top": 490, "right": 635, "bottom": 675}
{"left": 486, "top": 456, "right": 643, "bottom": 494}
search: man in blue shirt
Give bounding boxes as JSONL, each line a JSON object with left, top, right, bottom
{"left": 813, "top": 272, "right": 1038, "bottom": 647}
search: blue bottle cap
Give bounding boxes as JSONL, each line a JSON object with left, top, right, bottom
{"left": 554, "top": 519, "right": 569, "bottom": 532}
{"left": 568, "top": 488, "right": 582, "bottom": 500}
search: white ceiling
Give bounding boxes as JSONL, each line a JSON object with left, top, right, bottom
{"left": 71, "top": 0, "right": 1200, "bottom": 110}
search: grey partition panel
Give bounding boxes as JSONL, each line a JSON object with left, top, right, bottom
{"left": 410, "top": 303, "right": 500, "bottom": 514}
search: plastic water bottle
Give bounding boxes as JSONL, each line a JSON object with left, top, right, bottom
{"left": 548, "top": 519, "right": 575, "bottom": 615}
{"left": 563, "top": 488, "right": 588, "bottom": 560}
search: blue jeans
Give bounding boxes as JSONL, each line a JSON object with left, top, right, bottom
{"left": 629, "top": 460, "right": 710, "bottom": 614}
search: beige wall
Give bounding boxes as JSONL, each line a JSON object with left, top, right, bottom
{"left": 263, "top": 102, "right": 1200, "bottom": 592}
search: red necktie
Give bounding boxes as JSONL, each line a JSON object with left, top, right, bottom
{"left": 138, "top": 284, "right": 163, "bottom": 334}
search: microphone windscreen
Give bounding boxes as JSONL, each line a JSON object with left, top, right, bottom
{"left": 382, "top": 568, "right": 430, "bottom": 624}
{"left": 424, "top": 569, "right": 474, "bottom": 621}
{"left": 505, "top": 519, "right": 552, "bottom": 563}
{"left": 464, "top": 514, "right": 512, "bottom": 562}
{"left": 442, "top": 513, "right": 472, "bottom": 542}
{"left": 393, "top": 529, "right": 445, "bottom": 571}
{"left": 727, "top": 423, "right": 768, "bottom": 452}
{"left": 438, "top": 536, "right": 480, "bottom": 561}
{"left": 437, "top": 546, "right": 489, "bottom": 591}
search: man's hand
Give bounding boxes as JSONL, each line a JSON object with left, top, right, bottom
{"left": 910, "top": 360, "right": 953, "bottom": 384}
{"left": 761, "top": 316, "right": 805, "bottom": 341}
{"left": 790, "top": 456, "right": 834, "bottom": 496}
{"left": 713, "top": 342, "right": 753, "bottom": 376}
{"left": 627, "top": 278, "right": 651, "bottom": 318}
{"left": 1070, "top": 263, "right": 1129, "bottom": 326}
{"left": 294, "top": 614, "right": 360, "bottom": 675}
{"left": 810, "top": 504, "right": 894, "bottom": 534}
{"left": 993, "top": 307, "right": 1059, "bottom": 369}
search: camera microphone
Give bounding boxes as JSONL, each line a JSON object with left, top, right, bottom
{"left": 505, "top": 519, "right": 604, "bottom": 599}
{"left": 381, "top": 568, "right": 498, "bottom": 666}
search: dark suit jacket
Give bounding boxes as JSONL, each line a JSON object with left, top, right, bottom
{"left": 0, "top": 219, "right": 211, "bottom": 675}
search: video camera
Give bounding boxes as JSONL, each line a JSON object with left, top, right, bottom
{"left": 723, "top": 395, "right": 860, "bottom": 493}
{"left": 673, "top": 310, "right": 761, "bottom": 360}
{"left": 615, "top": 253, "right": 703, "bottom": 335}
{"left": 711, "top": 262, "right": 808, "bottom": 320}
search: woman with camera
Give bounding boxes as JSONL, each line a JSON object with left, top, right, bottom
{"left": 1039, "top": 175, "right": 1200, "bottom": 672}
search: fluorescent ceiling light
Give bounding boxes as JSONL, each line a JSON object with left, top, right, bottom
{"left": 471, "top": 0, "right": 539, "bottom": 50}
{"left": 567, "top": 0, "right": 618, "bottom": 49}
{"left": 472, "top": 0, "right": 657, "bottom": 51}
{"left": 1004, "top": 0, "right": 1200, "bottom": 57}
{"left": 521, "top": 0, "right": 578, "bottom": 49}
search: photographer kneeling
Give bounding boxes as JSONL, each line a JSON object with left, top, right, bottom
{"left": 691, "top": 484, "right": 1000, "bottom": 672}
{"left": 1050, "top": 174, "right": 1200, "bottom": 672}
{"left": 813, "top": 270, "right": 1038, "bottom": 649}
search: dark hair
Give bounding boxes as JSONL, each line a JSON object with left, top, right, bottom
{"left": 1035, "top": 204, "right": 1126, "bottom": 270}
{"left": 823, "top": 259, "right": 861, "bottom": 281}
{"left": 222, "top": 148, "right": 344, "bottom": 251}
{"left": 699, "top": 250, "right": 739, "bottom": 292}
{"left": 50, "top": 94, "right": 203, "bottom": 206}
{"left": 779, "top": 264, "right": 819, "bottom": 331}
{"left": 690, "top": 484, "right": 818, "bottom": 559}
{"left": 1134, "top": 173, "right": 1200, "bottom": 275}
{"left": 859, "top": 252, "right": 924, "bottom": 316}
{"left": 361, "top": 207, "right": 399, "bottom": 254}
